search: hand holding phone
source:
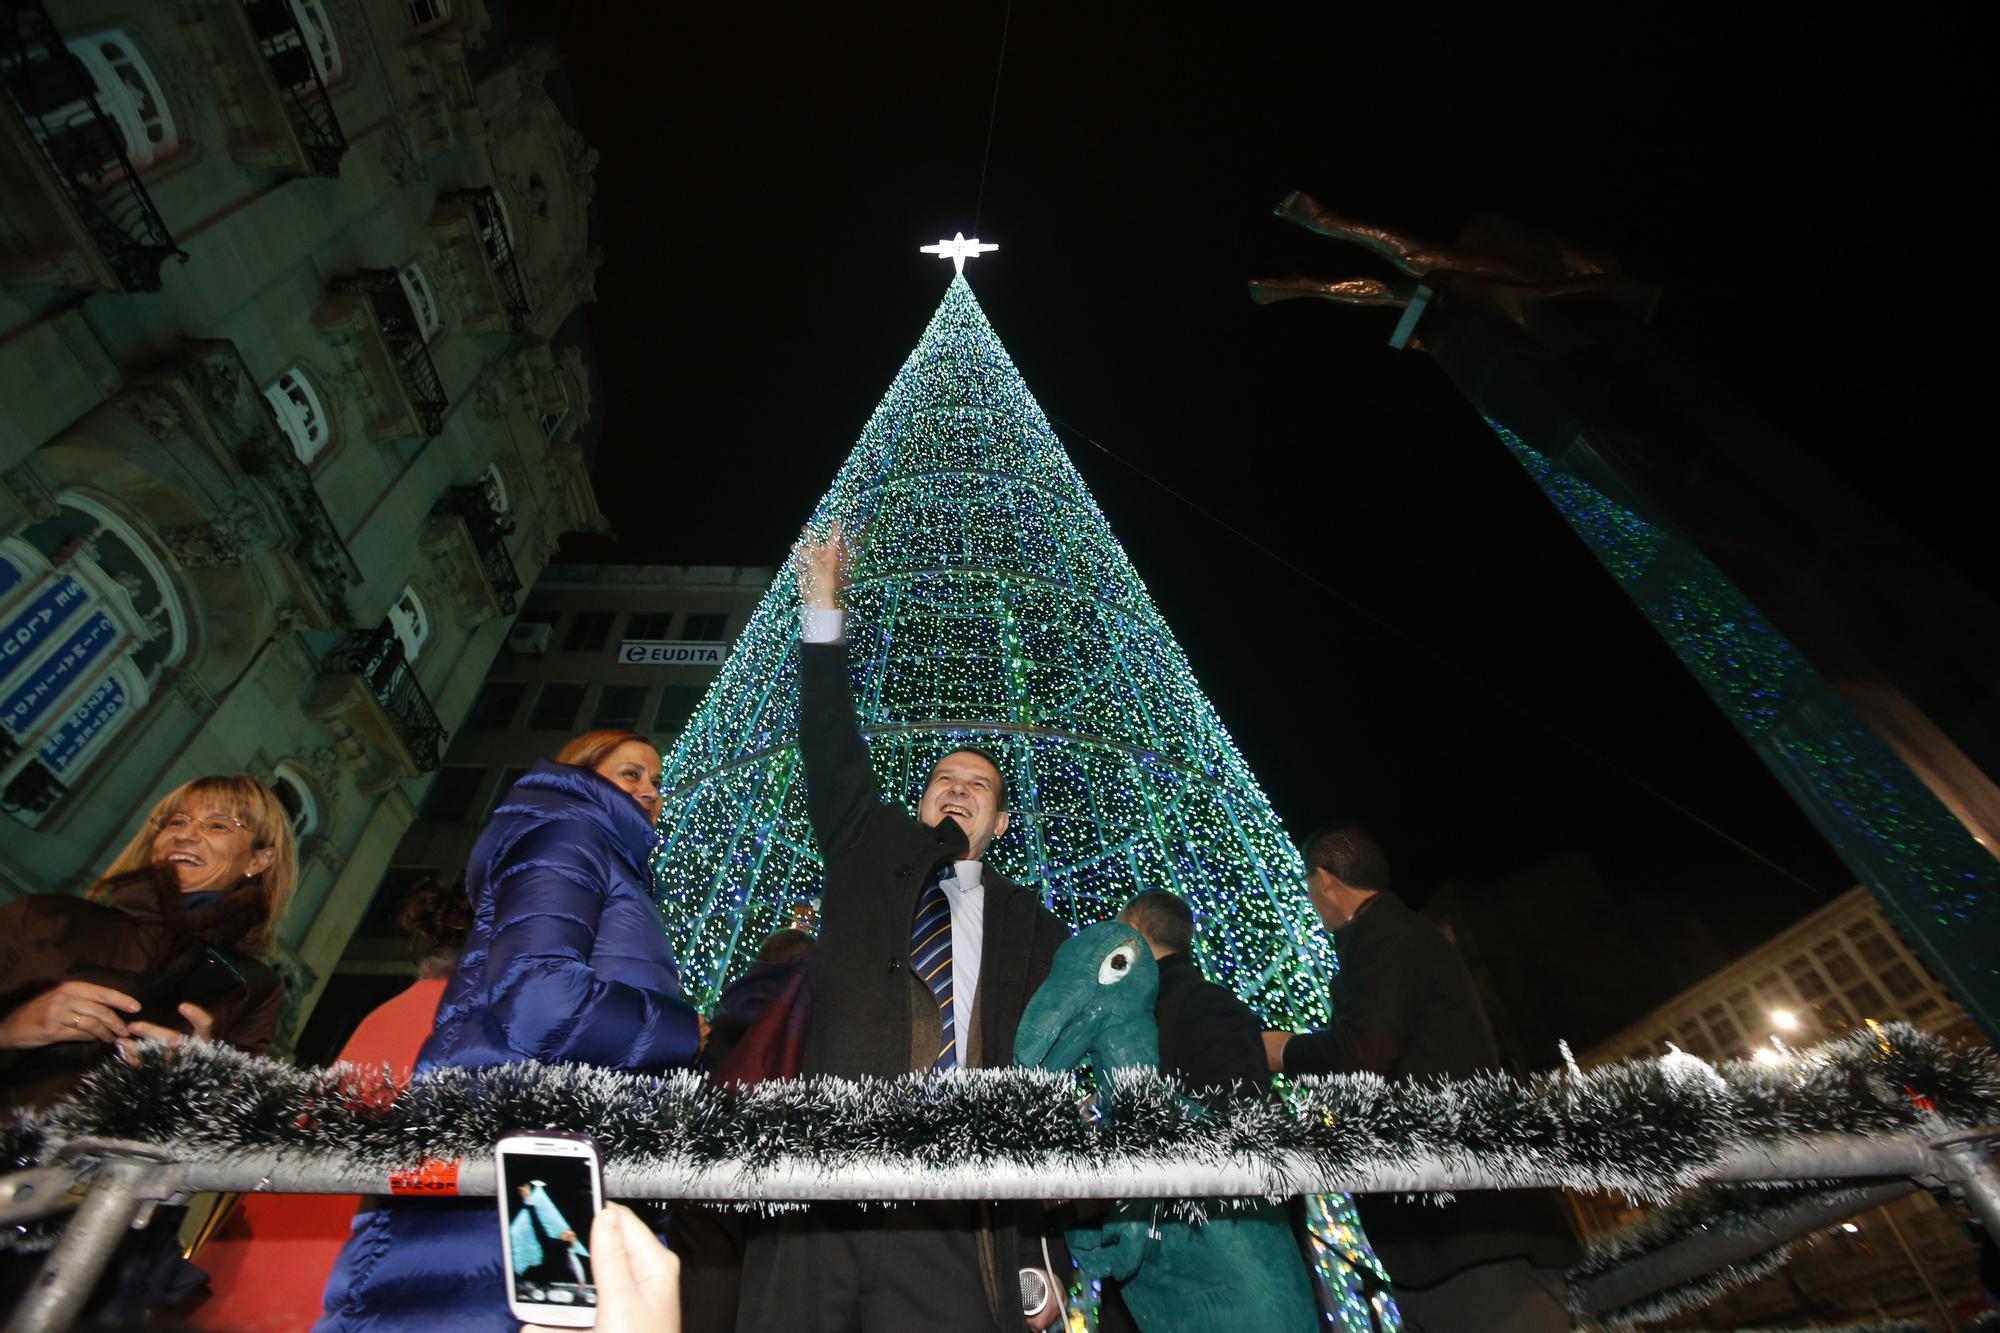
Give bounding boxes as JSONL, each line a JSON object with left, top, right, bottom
{"left": 523, "top": 1204, "right": 680, "bottom": 1333}
{"left": 498, "top": 1132, "right": 605, "bottom": 1327}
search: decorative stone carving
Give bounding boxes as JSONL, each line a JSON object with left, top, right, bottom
{"left": 510, "top": 40, "right": 561, "bottom": 97}
{"left": 554, "top": 122, "right": 599, "bottom": 207}
{"left": 575, "top": 246, "right": 604, "bottom": 305}
{"left": 169, "top": 669, "right": 219, "bottom": 718}
{"left": 380, "top": 119, "right": 426, "bottom": 187}
{"left": 111, "top": 387, "right": 182, "bottom": 442}
{"left": 2, "top": 463, "right": 59, "bottom": 520}
{"left": 158, "top": 494, "right": 277, "bottom": 569}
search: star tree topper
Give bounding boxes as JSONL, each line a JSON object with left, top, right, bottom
{"left": 920, "top": 231, "right": 998, "bottom": 275}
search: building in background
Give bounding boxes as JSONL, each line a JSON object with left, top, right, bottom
{"left": 295, "top": 563, "right": 771, "bottom": 1061}
{"left": 1572, "top": 887, "right": 1992, "bottom": 1327}
{"left": 1, "top": 0, "right": 608, "bottom": 1047}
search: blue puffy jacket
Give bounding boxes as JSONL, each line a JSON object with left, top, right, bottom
{"left": 317, "top": 761, "right": 700, "bottom": 1331}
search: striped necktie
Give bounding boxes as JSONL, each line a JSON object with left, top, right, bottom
{"left": 911, "top": 871, "right": 956, "bottom": 1071}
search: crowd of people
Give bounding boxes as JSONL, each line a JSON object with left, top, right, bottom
{"left": 0, "top": 528, "right": 1575, "bottom": 1332}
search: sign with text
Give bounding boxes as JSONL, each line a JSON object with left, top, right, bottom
{"left": 617, "top": 640, "right": 726, "bottom": 667}
{"left": 0, "top": 574, "right": 89, "bottom": 675}
{"left": 40, "top": 676, "right": 125, "bottom": 773}
{"left": 2, "top": 610, "right": 117, "bottom": 736}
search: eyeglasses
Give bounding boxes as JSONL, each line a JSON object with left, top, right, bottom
{"left": 158, "top": 811, "right": 250, "bottom": 837}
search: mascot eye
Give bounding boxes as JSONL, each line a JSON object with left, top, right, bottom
{"left": 1098, "top": 943, "right": 1139, "bottom": 985}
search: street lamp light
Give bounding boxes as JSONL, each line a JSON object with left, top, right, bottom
{"left": 1770, "top": 1009, "right": 1800, "bottom": 1031}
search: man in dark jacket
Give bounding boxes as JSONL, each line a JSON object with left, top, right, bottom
{"left": 1263, "top": 824, "right": 1577, "bottom": 1333}
{"left": 736, "top": 529, "right": 1070, "bottom": 1332}
{"left": 1117, "top": 890, "right": 1270, "bottom": 1101}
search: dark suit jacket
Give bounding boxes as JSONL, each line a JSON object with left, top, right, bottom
{"left": 797, "top": 640, "right": 1067, "bottom": 1079}
{"left": 1283, "top": 892, "right": 1578, "bottom": 1288}
{"left": 1154, "top": 951, "right": 1271, "bottom": 1100}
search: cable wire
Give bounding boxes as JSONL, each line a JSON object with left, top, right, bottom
{"left": 971, "top": 0, "right": 1013, "bottom": 234}
{"left": 1048, "top": 412, "right": 1834, "bottom": 900}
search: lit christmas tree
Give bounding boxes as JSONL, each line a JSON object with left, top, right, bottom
{"left": 654, "top": 269, "right": 1397, "bottom": 1328}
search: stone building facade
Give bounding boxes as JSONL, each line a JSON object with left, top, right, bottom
{"left": 0, "top": 0, "right": 607, "bottom": 1046}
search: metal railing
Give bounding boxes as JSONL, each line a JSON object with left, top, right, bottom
{"left": 239, "top": 0, "right": 346, "bottom": 176}
{"left": 4, "top": 1126, "right": 1995, "bottom": 1333}
{"left": 320, "top": 622, "right": 446, "bottom": 770}
{"left": 0, "top": 1, "right": 187, "bottom": 291}
{"left": 445, "top": 185, "right": 530, "bottom": 330}
{"left": 433, "top": 483, "right": 522, "bottom": 614}
{"left": 329, "top": 269, "right": 446, "bottom": 436}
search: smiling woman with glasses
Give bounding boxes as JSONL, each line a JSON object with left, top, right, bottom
{"left": 0, "top": 774, "right": 298, "bottom": 1117}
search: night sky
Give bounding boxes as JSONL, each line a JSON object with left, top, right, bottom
{"left": 512, "top": 6, "right": 1975, "bottom": 1007}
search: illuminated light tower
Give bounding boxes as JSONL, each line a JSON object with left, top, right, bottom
{"left": 649, "top": 267, "right": 1396, "bottom": 1324}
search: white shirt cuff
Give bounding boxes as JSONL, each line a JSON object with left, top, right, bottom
{"left": 801, "top": 608, "right": 845, "bottom": 643}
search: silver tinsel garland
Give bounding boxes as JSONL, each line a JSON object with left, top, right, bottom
{"left": 7, "top": 1021, "right": 1994, "bottom": 1320}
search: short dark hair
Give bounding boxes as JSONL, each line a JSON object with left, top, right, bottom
{"left": 1301, "top": 822, "right": 1391, "bottom": 893}
{"left": 756, "top": 927, "right": 815, "bottom": 964}
{"left": 1119, "top": 890, "right": 1194, "bottom": 955}
{"left": 928, "top": 744, "right": 1010, "bottom": 812}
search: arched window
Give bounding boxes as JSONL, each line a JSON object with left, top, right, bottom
{"left": 399, "top": 262, "right": 440, "bottom": 343}
{"left": 480, "top": 462, "right": 509, "bottom": 516}
{"left": 64, "top": 31, "right": 178, "bottom": 170}
{"left": 272, "top": 762, "right": 320, "bottom": 837}
{"left": 1, "top": 495, "right": 186, "bottom": 822}
{"left": 540, "top": 375, "right": 570, "bottom": 441}
{"left": 287, "top": 0, "right": 342, "bottom": 85}
{"left": 388, "top": 584, "right": 430, "bottom": 662}
{"left": 406, "top": 0, "right": 450, "bottom": 31}
{"left": 263, "top": 366, "right": 331, "bottom": 464}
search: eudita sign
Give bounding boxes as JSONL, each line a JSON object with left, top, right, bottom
{"left": 618, "top": 640, "right": 725, "bottom": 666}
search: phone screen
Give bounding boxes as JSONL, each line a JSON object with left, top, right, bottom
{"left": 497, "top": 1139, "right": 602, "bottom": 1321}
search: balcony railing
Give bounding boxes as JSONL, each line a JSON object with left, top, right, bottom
{"left": 433, "top": 484, "right": 522, "bottom": 614}
{"left": 444, "top": 186, "right": 529, "bottom": 331}
{"left": 0, "top": 1, "right": 187, "bottom": 291}
{"left": 240, "top": 0, "right": 345, "bottom": 177}
{"left": 321, "top": 624, "right": 445, "bottom": 772}
{"left": 329, "top": 269, "right": 446, "bottom": 436}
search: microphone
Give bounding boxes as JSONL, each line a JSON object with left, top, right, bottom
{"left": 1019, "top": 1266, "right": 1051, "bottom": 1319}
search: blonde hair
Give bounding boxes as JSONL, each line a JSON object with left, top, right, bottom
{"left": 555, "top": 730, "right": 656, "bottom": 770}
{"left": 97, "top": 775, "right": 299, "bottom": 954}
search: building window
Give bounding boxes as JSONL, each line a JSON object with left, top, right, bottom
{"left": 1844, "top": 923, "right": 1899, "bottom": 968}
{"left": 406, "top": 0, "right": 450, "bottom": 30}
{"left": 681, "top": 612, "right": 726, "bottom": 641}
{"left": 480, "top": 462, "right": 510, "bottom": 516}
{"left": 263, "top": 366, "right": 330, "bottom": 464}
{"left": 1879, "top": 962, "right": 1924, "bottom": 1002}
{"left": 564, "top": 611, "right": 614, "bottom": 652}
{"left": 286, "top": 0, "right": 343, "bottom": 84}
{"left": 1815, "top": 941, "right": 1862, "bottom": 987}
{"left": 515, "top": 609, "right": 560, "bottom": 631}
{"left": 1784, "top": 956, "right": 1830, "bottom": 999}
{"left": 61, "top": 30, "right": 179, "bottom": 172}
{"left": 2, "top": 495, "right": 187, "bottom": 823}
{"left": 271, "top": 763, "right": 319, "bottom": 837}
{"left": 420, "top": 765, "right": 483, "bottom": 822}
{"left": 388, "top": 584, "right": 430, "bottom": 662}
{"left": 467, "top": 680, "right": 526, "bottom": 729}
{"left": 485, "top": 765, "right": 530, "bottom": 819}
{"left": 1844, "top": 981, "right": 1887, "bottom": 1019}
{"left": 653, "top": 684, "right": 706, "bottom": 734}
{"left": 625, "top": 611, "right": 675, "bottom": 641}
{"left": 399, "top": 262, "right": 441, "bottom": 343}
{"left": 593, "top": 685, "right": 647, "bottom": 730}
{"left": 529, "top": 682, "right": 586, "bottom": 731}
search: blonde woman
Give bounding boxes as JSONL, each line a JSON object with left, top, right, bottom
{"left": 0, "top": 774, "right": 297, "bottom": 1115}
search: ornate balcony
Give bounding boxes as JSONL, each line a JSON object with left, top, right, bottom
{"left": 307, "top": 623, "right": 446, "bottom": 786}
{"left": 318, "top": 269, "right": 447, "bottom": 439}
{"left": 431, "top": 483, "right": 521, "bottom": 615}
{"left": 433, "top": 186, "right": 530, "bottom": 332}
{"left": 0, "top": 1, "right": 186, "bottom": 292}
{"left": 226, "top": 0, "right": 347, "bottom": 176}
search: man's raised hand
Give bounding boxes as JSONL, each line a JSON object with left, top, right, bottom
{"left": 793, "top": 521, "right": 856, "bottom": 612}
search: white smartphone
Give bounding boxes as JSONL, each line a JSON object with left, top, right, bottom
{"left": 496, "top": 1131, "right": 604, "bottom": 1328}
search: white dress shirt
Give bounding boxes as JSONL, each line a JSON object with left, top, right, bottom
{"left": 805, "top": 607, "right": 985, "bottom": 1067}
